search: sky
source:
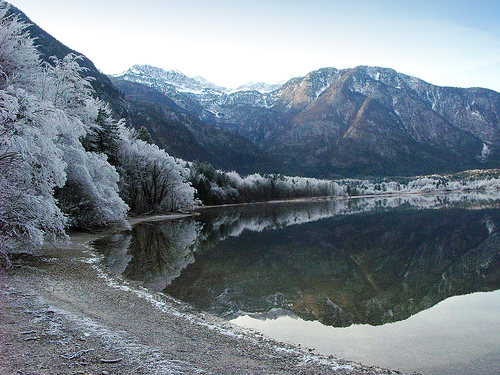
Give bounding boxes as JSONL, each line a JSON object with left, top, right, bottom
{"left": 8, "top": 0, "right": 500, "bottom": 91}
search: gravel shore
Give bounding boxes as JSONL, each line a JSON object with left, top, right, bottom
{"left": 0, "top": 226, "right": 406, "bottom": 375}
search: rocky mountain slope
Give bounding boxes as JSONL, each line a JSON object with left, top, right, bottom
{"left": 110, "top": 77, "right": 275, "bottom": 173}
{"left": 116, "top": 65, "right": 500, "bottom": 177}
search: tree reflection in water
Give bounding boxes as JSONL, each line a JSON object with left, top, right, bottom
{"left": 95, "top": 219, "right": 202, "bottom": 290}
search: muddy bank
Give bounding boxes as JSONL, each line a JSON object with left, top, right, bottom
{"left": 0, "top": 224, "right": 405, "bottom": 375}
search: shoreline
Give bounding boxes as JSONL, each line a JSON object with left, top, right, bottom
{"left": 0, "top": 218, "right": 405, "bottom": 374}
{"left": 193, "top": 187, "right": 500, "bottom": 211}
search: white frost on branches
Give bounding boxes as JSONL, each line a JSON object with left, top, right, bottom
{"left": 0, "top": 6, "right": 67, "bottom": 253}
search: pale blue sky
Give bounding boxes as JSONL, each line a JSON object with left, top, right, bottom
{"left": 9, "top": 0, "right": 500, "bottom": 91}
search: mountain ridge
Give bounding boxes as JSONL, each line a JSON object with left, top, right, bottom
{"left": 117, "top": 64, "right": 285, "bottom": 95}
{"left": 113, "top": 64, "right": 500, "bottom": 177}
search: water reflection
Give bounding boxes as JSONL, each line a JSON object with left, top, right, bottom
{"left": 197, "top": 191, "right": 500, "bottom": 243}
{"left": 232, "top": 290, "right": 500, "bottom": 375}
{"left": 93, "top": 193, "right": 500, "bottom": 327}
{"left": 95, "top": 220, "right": 201, "bottom": 290}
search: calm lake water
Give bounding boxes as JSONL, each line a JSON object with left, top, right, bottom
{"left": 93, "top": 192, "right": 500, "bottom": 374}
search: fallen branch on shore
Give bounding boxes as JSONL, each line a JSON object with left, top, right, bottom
{"left": 100, "top": 357, "right": 123, "bottom": 364}
{"left": 19, "top": 330, "right": 36, "bottom": 335}
{"left": 23, "top": 336, "right": 39, "bottom": 341}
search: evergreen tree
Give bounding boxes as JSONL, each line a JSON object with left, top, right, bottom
{"left": 81, "top": 104, "right": 121, "bottom": 165}
{"left": 136, "top": 126, "right": 154, "bottom": 145}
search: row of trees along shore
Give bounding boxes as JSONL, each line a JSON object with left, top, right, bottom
{"left": 188, "top": 162, "right": 500, "bottom": 205}
{"left": 2, "top": 4, "right": 500, "bottom": 265}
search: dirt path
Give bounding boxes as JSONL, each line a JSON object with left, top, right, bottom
{"left": 0, "top": 229, "right": 404, "bottom": 375}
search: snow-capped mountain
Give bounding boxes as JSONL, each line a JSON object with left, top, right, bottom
{"left": 117, "top": 65, "right": 285, "bottom": 95}
{"left": 116, "top": 65, "right": 229, "bottom": 95}
{"left": 114, "top": 64, "right": 500, "bottom": 177}
{"left": 234, "top": 81, "right": 285, "bottom": 94}
{"left": 114, "top": 65, "right": 286, "bottom": 124}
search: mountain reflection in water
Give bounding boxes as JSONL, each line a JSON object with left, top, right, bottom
{"left": 93, "top": 193, "right": 500, "bottom": 327}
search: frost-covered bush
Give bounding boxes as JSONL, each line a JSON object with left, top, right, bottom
{"left": 56, "top": 149, "right": 129, "bottom": 229}
{"left": 407, "top": 177, "right": 438, "bottom": 192}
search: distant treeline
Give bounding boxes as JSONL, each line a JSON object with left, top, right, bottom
{"left": 187, "top": 161, "right": 343, "bottom": 205}
{"left": 188, "top": 161, "right": 500, "bottom": 206}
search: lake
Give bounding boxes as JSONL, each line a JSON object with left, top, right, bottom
{"left": 93, "top": 192, "right": 500, "bottom": 374}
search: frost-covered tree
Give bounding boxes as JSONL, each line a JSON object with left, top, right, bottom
{"left": 0, "top": 5, "right": 67, "bottom": 256}
{"left": 0, "top": 4, "right": 129, "bottom": 261}
{"left": 116, "top": 127, "right": 198, "bottom": 214}
{"left": 34, "top": 54, "right": 129, "bottom": 229}
{"left": 0, "top": 5, "right": 39, "bottom": 88}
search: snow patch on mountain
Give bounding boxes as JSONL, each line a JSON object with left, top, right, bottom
{"left": 115, "top": 65, "right": 284, "bottom": 96}
{"left": 115, "top": 65, "right": 227, "bottom": 95}
{"left": 234, "top": 81, "right": 285, "bottom": 94}
{"left": 480, "top": 143, "right": 492, "bottom": 162}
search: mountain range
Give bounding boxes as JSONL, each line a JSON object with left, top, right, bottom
{"left": 10, "top": 4, "right": 500, "bottom": 178}
{"left": 114, "top": 64, "right": 500, "bottom": 177}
